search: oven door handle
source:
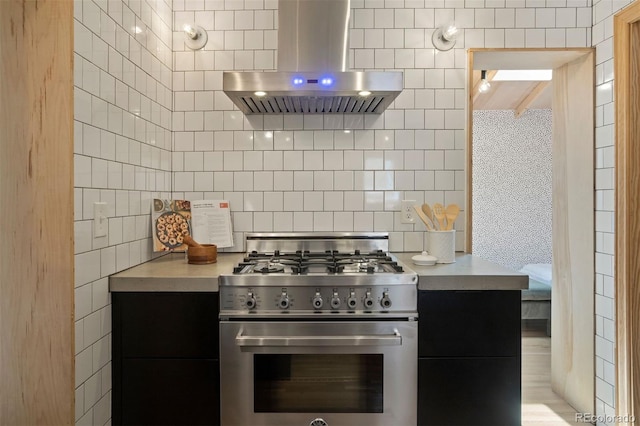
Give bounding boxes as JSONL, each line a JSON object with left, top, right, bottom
{"left": 235, "top": 330, "right": 402, "bottom": 347}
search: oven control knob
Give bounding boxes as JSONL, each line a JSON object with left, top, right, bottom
{"left": 347, "top": 292, "right": 358, "bottom": 310}
{"left": 245, "top": 292, "right": 257, "bottom": 310}
{"left": 380, "top": 291, "right": 392, "bottom": 309}
{"left": 363, "top": 292, "right": 374, "bottom": 309}
{"left": 279, "top": 292, "right": 290, "bottom": 310}
{"left": 312, "top": 292, "right": 323, "bottom": 310}
{"left": 330, "top": 292, "right": 341, "bottom": 309}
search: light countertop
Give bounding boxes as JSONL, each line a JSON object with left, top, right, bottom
{"left": 109, "top": 252, "right": 527, "bottom": 292}
{"left": 394, "top": 253, "right": 528, "bottom": 291}
{"left": 109, "top": 253, "right": 244, "bottom": 292}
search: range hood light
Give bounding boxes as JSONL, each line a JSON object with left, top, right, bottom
{"left": 359, "top": 90, "right": 372, "bottom": 97}
{"left": 254, "top": 91, "right": 267, "bottom": 97}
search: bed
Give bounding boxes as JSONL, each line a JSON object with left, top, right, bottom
{"left": 519, "top": 263, "right": 552, "bottom": 336}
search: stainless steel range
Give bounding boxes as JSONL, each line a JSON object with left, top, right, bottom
{"left": 219, "top": 233, "right": 418, "bottom": 426}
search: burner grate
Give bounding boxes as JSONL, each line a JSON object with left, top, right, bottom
{"left": 234, "top": 250, "right": 404, "bottom": 275}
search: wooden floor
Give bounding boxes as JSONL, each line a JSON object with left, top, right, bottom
{"left": 522, "top": 324, "right": 582, "bottom": 426}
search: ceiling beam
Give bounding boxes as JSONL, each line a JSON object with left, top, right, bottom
{"left": 514, "top": 80, "right": 551, "bottom": 118}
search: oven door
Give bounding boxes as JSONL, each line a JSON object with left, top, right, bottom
{"left": 220, "top": 320, "right": 417, "bottom": 426}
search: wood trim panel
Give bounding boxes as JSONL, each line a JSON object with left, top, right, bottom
{"left": 466, "top": 50, "right": 475, "bottom": 252}
{"left": 0, "top": 0, "right": 74, "bottom": 424}
{"left": 515, "top": 81, "right": 551, "bottom": 118}
{"left": 466, "top": 47, "right": 592, "bottom": 253}
{"left": 549, "top": 53, "right": 595, "bottom": 414}
{"left": 614, "top": 1, "right": 640, "bottom": 420}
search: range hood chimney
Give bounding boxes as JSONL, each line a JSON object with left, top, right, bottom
{"left": 223, "top": 0, "right": 403, "bottom": 114}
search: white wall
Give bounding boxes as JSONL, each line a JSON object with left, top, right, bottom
{"left": 592, "top": 0, "right": 633, "bottom": 423}
{"left": 73, "top": 0, "right": 173, "bottom": 424}
{"left": 71, "top": 0, "right": 598, "bottom": 424}
{"left": 171, "top": 0, "right": 592, "bottom": 255}
{"left": 472, "top": 109, "right": 552, "bottom": 272}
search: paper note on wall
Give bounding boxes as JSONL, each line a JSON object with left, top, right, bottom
{"left": 191, "top": 200, "right": 233, "bottom": 248}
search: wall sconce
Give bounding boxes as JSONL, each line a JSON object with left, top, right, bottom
{"left": 478, "top": 70, "right": 491, "bottom": 93}
{"left": 183, "top": 24, "right": 208, "bottom": 50}
{"left": 432, "top": 24, "right": 458, "bottom": 51}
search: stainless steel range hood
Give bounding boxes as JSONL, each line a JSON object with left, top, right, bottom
{"left": 223, "top": 0, "right": 403, "bottom": 114}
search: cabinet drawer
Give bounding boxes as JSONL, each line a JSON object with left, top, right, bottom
{"left": 418, "top": 290, "right": 520, "bottom": 357}
{"left": 113, "top": 292, "right": 219, "bottom": 359}
{"left": 120, "top": 358, "right": 219, "bottom": 426}
{"left": 418, "top": 357, "right": 521, "bottom": 426}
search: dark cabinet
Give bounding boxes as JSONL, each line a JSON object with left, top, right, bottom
{"left": 417, "top": 290, "right": 521, "bottom": 426}
{"left": 112, "top": 292, "right": 220, "bottom": 426}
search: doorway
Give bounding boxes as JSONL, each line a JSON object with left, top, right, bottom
{"left": 466, "top": 48, "right": 595, "bottom": 416}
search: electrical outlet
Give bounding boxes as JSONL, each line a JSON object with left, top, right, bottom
{"left": 94, "top": 202, "right": 108, "bottom": 238}
{"left": 401, "top": 200, "right": 416, "bottom": 224}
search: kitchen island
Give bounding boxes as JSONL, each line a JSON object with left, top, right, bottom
{"left": 109, "top": 252, "right": 526, "bottom": 426}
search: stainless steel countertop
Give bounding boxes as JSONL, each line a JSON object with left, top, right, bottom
{"left": 109, "top": 252, "right": 528, "bottom": 292}
{"left": 109, "top": 252, "right": 245, "bottom": 292}
{"left": 394, "top": 253, "right": 528, "bottom": 291}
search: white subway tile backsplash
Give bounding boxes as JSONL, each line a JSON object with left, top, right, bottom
{"left": 243, "top": 192, "right": 263, "bottom": 211}
{"left": 311, "top": 171, "right": 332, "bottom": 190}
{"left": 283, "top": 151, "right": 303, "bottom": 170}
{"left": 293, "top": 212, "right": 313, "bottom": 231}
{"left": 271, "top": 171, "right": 292, "bottom": 191}
{"left": 302, "top": 192, "right": 323, "bottom": 211}
{"left": 282, "top": 192, "right": 302, "bottom": 212}
{"left": 252, "top": 212, "right": 272, "bottom": 231}
{"left": 75, "top": 0, "right": 600, "bottom": 422}
{"left": 395, "top": 171, "right": 415, "bottom": 190}
{"left": 301, "top": 115, "right": 322, "bottom": 130}
{"left": 243, "top": 151, "right": 263, "bottom": 170}
{"left": 263, "top": 191, "right": 283, "bottom": 211}
{"left": 74, "top": 280, "right": 92, "bottom": 322}
{"left": 232, "top": 171, "right": 252, "bottom": 191}
{"left": 364, "top": 28, "right": 385, "bottom": 48}
{"left": 304, "top": 151, "right": 324, "bottom": 170}
{"left": 252, "top": 171, "right": 272, "bottom": 191}
{"left": 415, "top": 170, "right": 435, "bottom": 190}
{"left": 364, "top": 151, "right": 384, "bottom": 170}
{"left": 364, "top": 191, "right": 385, "bottom": 210}
{"left": 291, "top": 171, "right": 312, "bottom": 191}
{"left": 352, "top": 211, "right": 373, "bottom": 231}
{"left": 383, "top": 151, "right": 403, "bottom": 170}
{"left": 75, "top": 347, "right": 94, "bottom": 389}
{"left": 269, "top": 211, "right": 291, "bottom": 231}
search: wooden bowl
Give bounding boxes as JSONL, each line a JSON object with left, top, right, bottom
{"left": 187, "top": 244, "right": 217, "bottom": 264}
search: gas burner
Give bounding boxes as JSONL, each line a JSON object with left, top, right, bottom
{"left": 221, "top": 233, "right": 417, "bottom": 316}
{"left": 233, "top": 252, "right": 405, "bottom": 275}
{"left": 255, "top": 262, "right": 285, "bottom": 274}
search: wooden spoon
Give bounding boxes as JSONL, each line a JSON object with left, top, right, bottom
{"left": 432, "top": 203, "right": 447, "bottom": 230}
{"left": 421, "top": 204, "right": 435, "bottom": 228}
{"left": 182, "top": 235, "right": 203, "bottom": 247}
{"left": 413, "top": 205, "right": 434, "bottom": 231}
{"left": 445, "top": 204, "right": 460, "bottom": 230}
